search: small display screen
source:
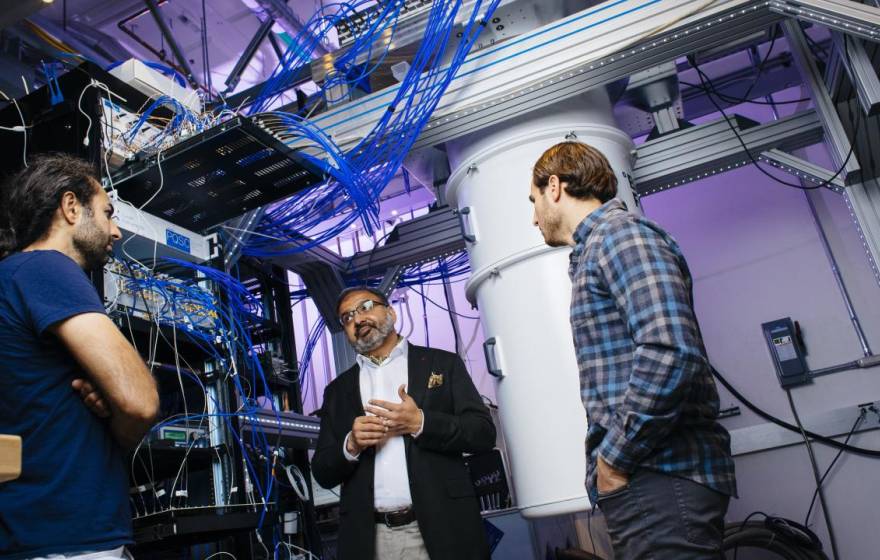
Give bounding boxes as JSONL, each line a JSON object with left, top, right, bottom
{"left": 162, "top": 429, "right": 188, "bottom": 441}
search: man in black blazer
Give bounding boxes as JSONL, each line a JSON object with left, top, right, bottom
{"left": 312, "top": 286, "right": 496, "bottom": 560}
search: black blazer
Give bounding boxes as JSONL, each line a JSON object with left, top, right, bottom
{"left": 312, "top": 344, "right": 496, "bottom": 560}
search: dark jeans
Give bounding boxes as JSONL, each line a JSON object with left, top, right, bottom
{"left": 596, "top": 469, "right": 729, "bottom": 560}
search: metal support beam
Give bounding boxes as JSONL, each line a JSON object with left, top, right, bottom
{"left": 296, "top": 261, "right": 346, "bottom": 333}
{"left": 758, "top": 149, "right": 846, "bottom": 191}
{"left": 833, "top": 98, "right": 880, "bottom": 286}
{"left": 143, "top": 0, "right": 200, "bottom": 90}
{"left": 299, "top": 1, "right": 780, "bottom": 153}
{"left": 331, "top": 331, "right": 358, "bottom": 374}
{"left": 409, "top": 4, "right": 781, "bottom": 150}
{"left": 679, "top": 48, "right": 805, "bottom": 122}
{"left": 224, "top": 17, "right": 275, "bottom": 93}
{"left": 440, "top": 273, "right": 465, "bottom": 358}
{"left": 432, "top": 152, "right": 451, "bottom": 207}
{"left": 628, "top": 61, "right": 680, "bottom": 111}
{"left": 770, "top": 0, "right": 880, "bottom": 43}
{"left": 652, "top": 107, "right": 681, "bottom": 135}
{"left": 633, "top": 110, "right": 824, "bottom": 195}
{"left": 830, "top": 32, "right": 880, "bottom": 116}
{"left": 268, "top": 31, "right": 285, "bottom": 63}
{"left": 254, "top": 0, "right": 327, "bottom": 56}
{"left": 377, "top": 265, "right": 404, "bottom": 299}
{"left": 783, "top": 19, "right": 861, "bottom": 180}
{"left": 346, "top": 207, "right": 465, "bottom": 276}
{"left": 264, "top": 238, "right": 346, "bottom": 272}
{"left": 219, "top": 62, "right": 312, "bottom": 111}
{"left": 223, "top": 208, "right": 266, "bottom": 271}
{"left": 844, "top": 179, "right": 880, "bottom": 287}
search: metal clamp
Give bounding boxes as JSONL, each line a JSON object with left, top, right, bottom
{"left": 483, "top": 337, "right": 503, "bottom": 378}
{"left": 457, "top": 206, "right": 478, "bottom": 243}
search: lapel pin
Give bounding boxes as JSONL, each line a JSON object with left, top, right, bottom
{"left": 428, "top": 372, "right": 444, "bottom": 389}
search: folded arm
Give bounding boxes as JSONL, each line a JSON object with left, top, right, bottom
{"left": 53, "top": 313, "right": 159, "bottom": 449}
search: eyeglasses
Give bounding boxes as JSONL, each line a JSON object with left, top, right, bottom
{"left": 339, "top": 299, "right": 388, "bottom": 326}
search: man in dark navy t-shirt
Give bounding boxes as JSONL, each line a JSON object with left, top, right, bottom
{"left": 0, "top": 154, "right": 159, "bottom": 560}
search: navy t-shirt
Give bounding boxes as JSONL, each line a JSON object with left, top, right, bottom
{"left": 0, "top": 251, "right": 132, "bottom": 559}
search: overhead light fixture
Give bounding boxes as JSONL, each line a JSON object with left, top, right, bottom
{"left": 42, "top": 0, "right": 55, "bottom": 4}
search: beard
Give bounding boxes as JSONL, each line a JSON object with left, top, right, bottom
{"left": 539, "top": 210, "right": 568, "bottom": 248}
{"left": 352, "top": 310, "right": 396, "bottom": 354}
{"left": 72, "top": 209, "right": 113, "bottom": 270}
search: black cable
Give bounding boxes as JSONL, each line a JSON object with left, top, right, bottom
{"left": 742, "top": 26, "right": 779, "bottom": 101}
{"left": 804, "top": 409, "right": 865, "bottom": 526}
{"left": 419, "top": 285, "right": 430, "bottom": 348}
{"left": 680, "top": 80, "right": 812, "bottom": 105}
{"left": 439, "top": 259, "right": 462, "bottom": 355}
{"left": 681, "top": 26, "right": 809, "bottom": 107}
{"left": 804, "top": 31, "right": 830, "bottom": 63}
{"left": 732, "top": 510, "right": 771, "bottom": 560}
{"left": 710, "top": 365, "right": 880, "bottom": 457}
{"left": 786, "top": 390, "right": 840, "bottom": 560}
{"left": 688, "top": 55, "right": 860, "bottom": 192}
{"left": 725, "top": 519, "right": 829, "bottom": 560}
{"left": 406, "top": 285, "right": 480, "bottom": 320}
{"left": 587, "top": 507, "right": 596, "bottom": 556}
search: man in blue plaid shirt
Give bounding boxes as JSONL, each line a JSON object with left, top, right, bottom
{"left": 528, "top": 142, "right": 736, "bottom": 559}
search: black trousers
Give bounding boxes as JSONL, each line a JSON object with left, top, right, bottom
{"left": 596, "top": 469, "right": 729, "bottom": 560}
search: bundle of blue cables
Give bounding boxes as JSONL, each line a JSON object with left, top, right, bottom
{"left": 121, "top": 258, "right": 287, "bottom": 527}
{"left": 240, "top": 0, "right": 501, "bottom": 257}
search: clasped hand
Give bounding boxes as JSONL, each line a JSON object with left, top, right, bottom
{"left": 72, "top": 378, "right": 110, "bottom": 418}
{"left": 347, "top": 385, "right": 423, "bottom": 455}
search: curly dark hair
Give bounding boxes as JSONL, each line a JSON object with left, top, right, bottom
{"left": 0, "top": 154, "right": 100, "bottom": 259}
{"left": 532, "top": 141, "right": 618, "bottom": 203}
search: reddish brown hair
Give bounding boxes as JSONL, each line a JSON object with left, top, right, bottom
{"left": 532, "top": 141, "right": 617, "bottom": 203}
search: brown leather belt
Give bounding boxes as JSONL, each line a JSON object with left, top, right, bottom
{"left": 375, "top": 507, "right": 416, "bottom": 527}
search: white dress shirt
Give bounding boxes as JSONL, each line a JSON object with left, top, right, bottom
{"left": 343, "top": 337, "right": 423, "bottom": 511}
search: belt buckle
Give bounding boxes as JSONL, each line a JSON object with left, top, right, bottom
{"left": 381, "top": 508, "right": 408, "bottom": 527}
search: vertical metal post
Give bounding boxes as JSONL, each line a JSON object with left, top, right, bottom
{"left": 224, "top": 208, "right": 266, "bottom": 272}
{"left": 803, "top": 189, "right": 873, "bottom": 356}
{"left": 440, "top": 271, "right": 464, "bottom": 357}
{"left": 225, "top": 17, "right": 276, "bottom": 93}
{"left": 830, "top": 32, "right": 880, "bottom": 117}
{"left": 785, "top": 20, "right": 880, "bottom": 291}
{"left": 205, "top": 364, "right": 231, "bottom": 508}
{"left": 144, "top": 0, "right": 201, "bottom": 90}
{"left": 782, "top": 20, "right": 860, "bottom": 178}
{"left": 331, "top": 330, "right": 358, "bottom": 373}
{"left": 764, "top": 89, "right": 872, "bottom": 354}
{"left": 200, "top": 0, "right": 212, "bottom": 101}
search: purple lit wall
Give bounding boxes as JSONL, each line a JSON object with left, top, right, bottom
{"left": 639, "top": 87, "right": 880, "bottom": 558}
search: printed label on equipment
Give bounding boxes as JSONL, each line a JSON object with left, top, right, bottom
{"left": 166, "top": 229, "right": 192, "bottom": 254}
{"left": 772, "top": 335, "right": 798, "bottom": 362}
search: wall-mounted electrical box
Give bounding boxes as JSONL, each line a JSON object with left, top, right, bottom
{"left": 761, "top": 317, "right": 810, "bottom": 388}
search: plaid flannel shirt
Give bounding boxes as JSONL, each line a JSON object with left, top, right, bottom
{"left": 569, "top": 199, "right": 736, "bottom": 500}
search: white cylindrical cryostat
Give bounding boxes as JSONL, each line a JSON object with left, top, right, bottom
{"left": 445, "top": 89, "right": 635, "bottom": 518}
